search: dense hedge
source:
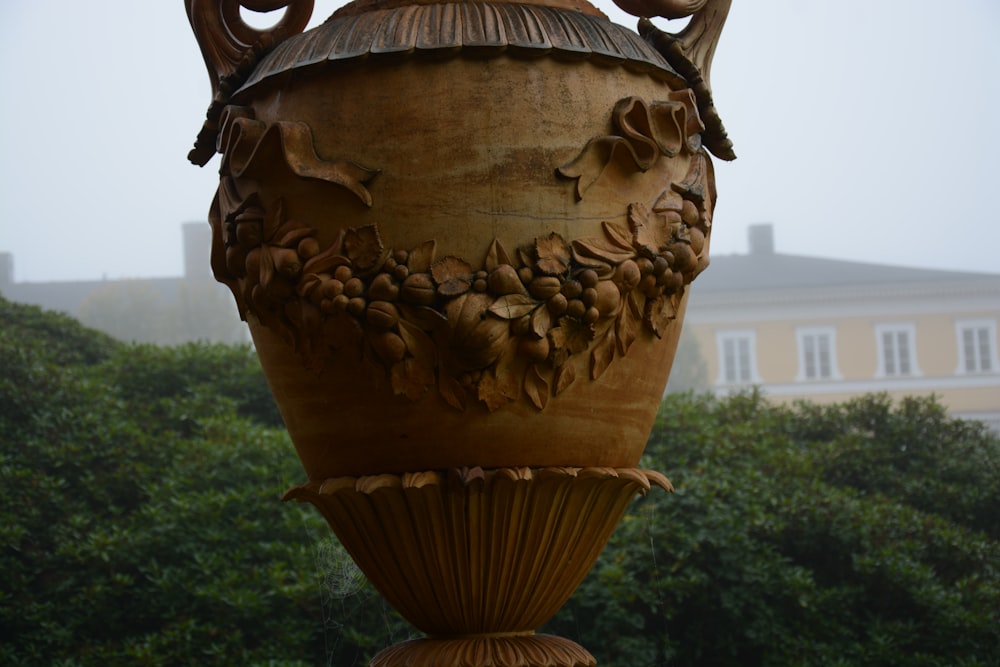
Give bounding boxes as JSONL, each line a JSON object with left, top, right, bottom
{"left": 2, "top": 296, "right": 998, "bottom": 666}
{"left": 548, "top": 391, "right": 1000, "bottom": 666}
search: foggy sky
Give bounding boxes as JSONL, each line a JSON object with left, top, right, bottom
{"left": 1, "top": 1, "right": 997, "bottom": 283}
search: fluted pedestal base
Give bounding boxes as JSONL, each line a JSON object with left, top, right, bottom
{"left": 371, "top": 633, "right": 594, "bottom": 667}
{"left": 285, "top": 466, "right": 671, "bottom": 667}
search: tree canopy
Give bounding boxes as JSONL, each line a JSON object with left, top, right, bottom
{"left": 2, "top": 295, "right": 997, "bottom": 666}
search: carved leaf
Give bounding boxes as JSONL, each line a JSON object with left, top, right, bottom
{"left": 572, "top": 237, "right": 634, "bottom": 266}
{"left": 438, "top": 370, "right": 467, "bottom": 412}
{"left": 616, "top": 302, "right": 639, "bottom": 356}
{"left": 644, "top": 294, "right": 678, "bottom": 338}
{"left": 603, "top": 220, "right": 635, "bottom": 252}
{"left": 344, "top": 225, "right": 384, "bottom": 271}
{"left": 258, "top": 246, "right": 276, "bottom": 288}
{"left": 431, "top": 256, "right": 474, "bottom": 296}
{"left": 524, "top": 364, "right": 550, "bottom": 411}
{"left": 275, "top": 223, "right": 312, "bottom": 248}
{"left": 408, "top": 240, "right": 437, "bottom": 273}
{"left": 550, "top": 318, "right": 594, "bottom": 356}
{"left": 302, "top": 249, "right": 350, "bottom": 275}
{"left": 484, "top": 238, "right": 514, "bottom": 272}
{"left": 530, "top": 304, "right": 553, "bottom": 339}
{"left": 262, "top": 198, "right": 285, "bottom": 241}
{"left": 477, "top": 370, "right": 512, "bottom": 413}
{"left": 391, "top": 358, "right": 434, "bottom": 401}
{"left": 296, "top": 272, "right": 322, "bottom": 298}
{"left": 535, "top": 232, "right": 571, "bottom": 276}
{"left": 629, "top": 202, "right": 660, "bottom": 252}
{"left": 553, "top": 362, "right": 576, "bottom": 396}
{"left": 591, "top": 330, "right": 617, "bottom": 380}
{"left": 398, "top": 319, "right": 436, "bottom": 366}
{"left": 323, "top": 314, "right": 363, "bottom": 351}
{"left": 489, "top": 294, "right": 538, "bottom": 320}
{"left": 398, "top": 303, "right": 448, "bottom": 332}
{"left": 570, "top": 250, "right": 614, "bottom": 273}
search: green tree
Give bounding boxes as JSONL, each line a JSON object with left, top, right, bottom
{"left": 548, "top": 391, "right": 1000, "bottom": 666}
{"left": 0, "top": 297, "right": 406, "bottom": 666}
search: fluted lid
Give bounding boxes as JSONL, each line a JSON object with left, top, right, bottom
{"left": 233, "top": 1, "right": 685, "bottom": 100}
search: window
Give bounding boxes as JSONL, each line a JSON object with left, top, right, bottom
{"left": 716, "top": 330, "right": 758, "bottom": 385}
{"left": 956, "top": 319, "right": 997, "bottom": 374}
{"left": 876, "top": 324, "right": 919, "bottom": 378}
{"left": 796, "top": 326, "right": 839, "bottom": 381}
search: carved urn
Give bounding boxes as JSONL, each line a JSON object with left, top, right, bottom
{"left": 186, "top": 0, "right": 732, "bottom": 663}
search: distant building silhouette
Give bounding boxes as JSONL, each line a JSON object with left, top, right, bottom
{"left": 685, "top": 223, "right": 1000, "bottom": 433}
{"left": 0, "top": 223, "right": 247, "bottom": 345}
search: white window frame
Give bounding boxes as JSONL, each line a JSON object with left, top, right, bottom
{"left": 795, "top": 326, "right": 840, "bottom": 382}
{"left": 875, "top": 323, "right": 920, "bottom": 378}
{"left": 955, "top": 319, "right": 998, "bottom": 375}
{"left": 715, "top": 329, "right": 760, "bottom": 386}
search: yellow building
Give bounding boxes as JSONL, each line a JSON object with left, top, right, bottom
{"left": 685, "top": 224, "right": 1000, "bottom": 432}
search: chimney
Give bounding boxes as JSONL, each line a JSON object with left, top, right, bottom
{"left": 747, "top": 223, "right": 774, "bottom": 256}
{"left": 182, "top": 222, "right": 212, "bottom": 281}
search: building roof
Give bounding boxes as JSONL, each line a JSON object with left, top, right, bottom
{"left": 690, "top": 223, "right": 998, "bottom": 295}
{"left": 692, "top": 251, "right": 997, "bottom": 295}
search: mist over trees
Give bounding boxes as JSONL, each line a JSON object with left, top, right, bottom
{"left": 76, "top": 280, "right": 246, "bottom": 345}
{"left": 2, "top": 296, "right": 997, "bottom": 666}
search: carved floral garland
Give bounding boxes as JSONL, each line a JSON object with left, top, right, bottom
{"left": 210, "top": 92, "right": 714, "bottom": 412}
{"left": 213, "top": 153, "right": 712, "bottom": 414}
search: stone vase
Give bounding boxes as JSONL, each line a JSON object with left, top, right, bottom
{"left": 185, "top": 0, "right": 732, "bottom": 663}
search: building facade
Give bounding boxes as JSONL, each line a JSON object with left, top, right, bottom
{"left": 685, "top": 224, "right": 1000, "bottom": 432}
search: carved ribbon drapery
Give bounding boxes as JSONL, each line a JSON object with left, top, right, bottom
{"left": 557, "top": 93, "right": 704, "bottom": 201}
{"left": 217, "top": 107, "right": 379, "bottom": 206}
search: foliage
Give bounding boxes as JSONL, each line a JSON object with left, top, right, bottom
{"left": 2, "top": 297, "right": 998, "bottom": 665}
{"left": 0, "top": 299, "right": 405, "bottom": 666}
{"left": 548, "top": 391, "right": 1000, "bottom": 666}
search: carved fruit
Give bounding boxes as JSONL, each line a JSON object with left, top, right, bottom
{"left": 322, "top": 279, "right": 344, "bottom": 299}
{"left": 344, "top": 277, "right": 365, "bottom": 298}
{"left": 274, "top": 248, "right": 302, "bottom": 278}
{"left": 334, "top": 265, "right": 353, "bottom": 282}
{"left": 369, "top": 273, "right": 400, "bottom": 301}
{"left": 529, "top": 276, "right": 562, "bottom": 300}
{"left": 547, "top": 293, "right": 569, "bottom": 315}
{"left": 371, "top": 330, "right": 407, "bottom": 364}
{"left": 615, "top": 260, "right": 641, "bottom": 290}
{"left": 579, "top": 269, "right": 599, "bottom": 289}
{"left": 561, "top": 279, "right": 583, "bottom": 299}
{"left": 245, "top": 248, "right": 261, "bottom": 277}
{"left": 366, "top": 301, "right": 400, "bottom": 331}
{"left": 567, "top": 299, "right": 586, "bottom": 319}
{"left": 639, "top": 274, "right": 659, "bottom": 298}
{"left": 519, "top": 335, "right": 550, "bottom": 362}
{"left": 297, "top": 237, "right": 320, "bottom": 259}
{"left": 225, "top": 246, "right": 246, "bottom": 277}
{"left": 673, "top": 242, "right": 697, "bottom": 273}
{"left": 447, "top": 293, "right": 509, "bottom": 369}
{"left": 401, "top": 273, "right": 437, "bottom": 306}
{"left": 487, "top": 264, "right": 525, "bottom": 296}
{"left": 236, "top": 221, "right": 262, "bottom": 247}
{"left": 688, "top": 227, "right": 706, "bottom": 256}
{"left": 681, "top": 199, "right": 700, "bottom": 226}
{"left": 347, "top": 297, "right": 366, "bottom": 316}
{"left": 594, "top": 281, "right": 621, "bottom": 316}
